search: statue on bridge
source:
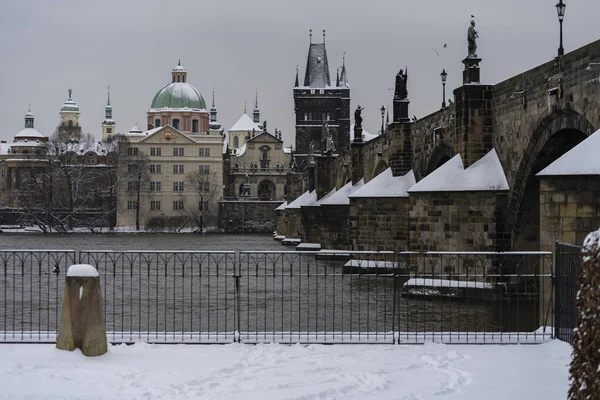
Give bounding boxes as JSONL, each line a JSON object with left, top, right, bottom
{"left": 394, "top": 69, "right": 408, "bottom": 100}
{"left": 467, "top": 19, "right": 479, "bottom": 57}
{"left": 354, "top": 105, "right": 364, "bottom": 129}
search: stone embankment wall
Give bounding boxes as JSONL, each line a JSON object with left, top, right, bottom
{"left": 349, "top": 197, "right": 409, "bottom": 252}
{"left": 219, "top": 201, "right": 283, "bottom": 233}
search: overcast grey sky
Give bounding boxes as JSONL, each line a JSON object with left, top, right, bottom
{"left": 1, "top": 0, "right": 598, "bottom": 145}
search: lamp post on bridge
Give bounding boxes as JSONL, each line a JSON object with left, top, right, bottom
{"left": 556, "top": 0, "right": 566, "bottom": 57}
{"left": 440, "top": 69, "right": 448, "bottom": 108}
{"left": 380, "top": 105, "right": 386, "bottom": 135}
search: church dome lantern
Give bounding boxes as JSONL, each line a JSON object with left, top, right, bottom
{"left": 150, "top": 61, "right": 207, "bottom": 111}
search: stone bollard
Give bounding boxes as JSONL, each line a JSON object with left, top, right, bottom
{"left": 56, "top": 264, "right": 107, "bottom": 356}
{"left": 568, "top": 231, "right": 600, "bottom": 399}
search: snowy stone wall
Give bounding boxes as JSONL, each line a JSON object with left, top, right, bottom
{"left": 409, "top": 191, "right": 509, "bottom": 252}
{"left": 539, "top": 176, "right": 600, "bottom": 250}
{"left": 349, "top": 197, "right": 409, "bottom": 251}
{"left": 218, "top": 201, "right": 283, "bottom": 234}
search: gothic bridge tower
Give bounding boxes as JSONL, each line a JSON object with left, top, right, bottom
{"left": 293, "top": 30, "right": 350, "bottom": 168}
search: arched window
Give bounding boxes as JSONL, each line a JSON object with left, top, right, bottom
{"left": 68, "top": 120, "right": 73, "bottom": 128}
{"left": 233, "top": 136, "right": 239, "bottom": 148}
{"left": 177, "top": 76, "right": 180, "bottom": 82}
{"left": 192, "top": 120, "right": 198, "bottom": 133}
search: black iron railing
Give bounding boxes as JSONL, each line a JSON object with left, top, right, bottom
{"left": 554, "top": 241, "right": 582, "bottom": 345}
{"left": 0, "top": 250, "right": 553, "bottom": 344}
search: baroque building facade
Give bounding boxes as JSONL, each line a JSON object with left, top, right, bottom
{"left": 117, "top": 62, "right": 224, "bottom": 231}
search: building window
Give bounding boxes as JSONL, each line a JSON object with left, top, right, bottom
{"left": 1, "top": 169, "right": 5, "bottom": 178}
{"left": 192, "top": 120, "right": 199, "bottom": 133}
{"left": 173, "top": 182, "right": 184, "bottom": 192}
{"left": 150, "top": 164, "right": 162, "bottom": 174}
{"left": 127, "top": 200, "right": 137, "bottom": 210}
{"left": 127, "top": 147, "right": 139, "bottom": 156}
{"left": 127, "top": 164, "right": 138, "bottom": 173}
{"left": 127, "top": 181, "right": 139, "bottom": 192}
{"left": 198, "top": 165, "right": 210, "bottom": 174}
{"left": 1, "top": 183, "right": 5, "bottom": 192}
{"left": 0, "top": 201, "right": 5, "bottom": 208}
{"left": 233, "top": 136, "right": 239, "bottom": 148}
{"left": 172, "top": 164, "right": 184, "bottom": 174}
{"left": 155, "top": 119, "right": 160, "bottom": 128}
{"left": 199, "top": 148, "right": 210, "bottom": 157}
{"left": 173, "top": 147, "right": 184, "bottom": 156}
{"left": 172, "top": 119, "right": 180, "bottom": 130}
{"left": 150, "top": 200, "right": 161, "bottom": 210}
{"left": 199, "top": 201, "right": 209, "bottom": 211}
{"left": 150, "top": 147, "right": 162, "bottom": 156}
{"left": 173, "top": 200, "right": 184, "bottom": 210}
{"left": 150, "top": 182, "right": 162, "bottom": 192}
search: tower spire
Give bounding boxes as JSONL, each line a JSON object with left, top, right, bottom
{"left": 244, "top": 101, "right": 247, "bottom": 114}
{"left": 212, "top": 88, "right": 215, "bottom": 108}
{"left": 339, "top": 52, "right": 349, "bottom": 88}
{"left": 253, "top": 89, "right": 260, "bottom": 123}
{"left": 323, "top": 29, "right": 326, "bottom": 43}
{"left": 210, "top": 88, "right": 218, "bottom": 123}
{"left": 309, "top": 29, "right": 312, "bottom": 44}
{"left": 294, "top": 65, "right": 299, "bottom": 87}
{"left": 107, "top": 85, "right": 111, "bottom": 106}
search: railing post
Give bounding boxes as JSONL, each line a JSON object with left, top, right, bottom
{"left": 234, "top": 254, "right": 241, "bottom": 343}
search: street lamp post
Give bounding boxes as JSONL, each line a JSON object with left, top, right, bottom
{"left": 440, "top": 69, "right": 448, "bottom": 108}
{"left": 380, "top": 105, "right": 386, "bottom": 135}
{"left": 556, "top": 0, "right": 566, "bottom": 56}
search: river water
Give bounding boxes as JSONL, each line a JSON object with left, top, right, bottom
{"left": 0, "top": 233, "right": 543, "bottom": 342}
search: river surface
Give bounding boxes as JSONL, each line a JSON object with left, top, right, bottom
{"left": 0, "top": 233, "right": 543, "bottom": 342}
{"left": 0, "top": 233, "right": 281, "bottom": 252}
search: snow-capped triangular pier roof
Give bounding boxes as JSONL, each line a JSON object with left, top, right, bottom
{"left": 275, "top": 201, "right": 287, "bottom": 211}
{"left": 321, "top": 179, "right": 365, "bottom": 205}
{"left": 229, "top": 113, "right": 262, "bottom": 132}
{"left": 286, "top": 190, "right": 318, "bottom": 209}
{"left": 350, "top": 169, "right": 416, "bottom": 198}
{"left": 317, "top": 188, "right": 337, "bottom": 205}
{"left": 537, "top": 128, "right": 600, "bottom": 176}
{"left": 408, "top": 149, "right": 509, "bottom": 192}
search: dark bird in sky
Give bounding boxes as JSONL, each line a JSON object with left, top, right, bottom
{"left": 443, "top": 44, "right": 447, "bottom": 48}
{"left": 433, "top": 48, "right": 439, "bottom": 56}
{"left": 471, "top": 14, "right": 475, "bottom": 18}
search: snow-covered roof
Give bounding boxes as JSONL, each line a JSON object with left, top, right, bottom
{"left": 231, "top": 143, "right": 247, "bottom": 157}
{"left": 229, "top": 113, "right": 262, "bottom": 132}
{"left": 408, "top": 149, "right": 509, "bottom": 192}
{"left": 537, "top": 128, "right": 600, "bottom": 176}
{"left": 126, "top": 126, "right": 161, "bottom": 138}
{"left": 128, "top": 124, "right": 143, "bottom": 134}
{"left": 317, "top": 188, "right": 337, "bottom": 205}
{"left": 275, "top": 201, "right": 288, "bottom": 211}
{"left": 321, "top": 180, "right": 365, "bottom": 206}
{"left": 0, "top": 142, "right": 11, "bottom": 155}
{"left": 349, "top": 168, "right": 416, "bottom": 198}
{"left": 286, "top": 190, "right": 318, "bottom": 209}
{"left": 14, "top": 128, "right": 45, "bottom": 139}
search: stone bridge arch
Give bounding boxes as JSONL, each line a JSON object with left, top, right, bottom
{"left": 372, "top": 160, "right": 389, "bottom": 180}
{"left": 422, "top": 143, "right": 454, "bottom": 180}
{"left": 508, "top": 109, "right": 595, "bottom": 250}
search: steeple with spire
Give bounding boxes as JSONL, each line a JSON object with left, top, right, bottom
{"left": 338, "top": 53, "right": 349, "bottom": 88}
{"left": 209, "top": 89, "right": 222, "bottom": 131}
{"left": 102, "top": 86, "right": 116, "bottom": 141}
{"left": 25, "top": 105, "right": 34, "bottom": 129}
{"left": 253, "top": 89, "right": 260, "bottom": 123}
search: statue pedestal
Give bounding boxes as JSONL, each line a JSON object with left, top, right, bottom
{"left": 462, "top": 56, "right": 482, "bottom": 84}
{"left": 353, "top": 126, "right": 363, "bottom": 143}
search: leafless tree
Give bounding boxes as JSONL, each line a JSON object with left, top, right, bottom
{"left": 121, "top": 148, "right": 150, "bottom": 231}
{"left": 183, "top": 171, "right": 220, "bottom": 233}
{"left": 16, "top": 125, "right": 99, "bottom": 232}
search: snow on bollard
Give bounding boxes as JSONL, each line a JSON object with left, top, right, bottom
{"left": 56, "top": 264, "right": 107, "bottom": 357}
{"left": 569, "top": 230, "right": 600, "bottom": 399}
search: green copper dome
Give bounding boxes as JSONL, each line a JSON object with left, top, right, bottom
{"left": 150, "top": 82, "right": 207, "bottom": 110}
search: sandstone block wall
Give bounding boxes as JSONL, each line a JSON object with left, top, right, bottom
{"left": 349, "top": 197, "right": 409, "bottom": 251}
{"left": 539, "top": 176, "right": 600, "bottom": 251}
{"left": 409, "top": 191, "right": 508, "bottom": 252}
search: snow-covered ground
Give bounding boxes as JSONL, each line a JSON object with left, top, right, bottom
{"left": 0, "top": 341, "right": 571, "bottom": 399}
